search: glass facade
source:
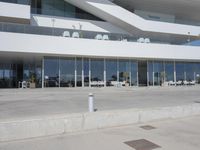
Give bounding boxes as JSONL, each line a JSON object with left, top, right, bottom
{"left": 119, "top": 60, "right": 130, "bottom": 85}
{"left": 165, "top": 61, "right": 174, "bottom": 82}
{"left": 106, "top": 59, "right": 118, "bottom": 86}
{"left": 31, "top": 0, "right": 103, "bottom": 21}
{"left": 0, "top": 59, "right": 42, "bottom": 88}
{"left": 44, "top": 58, "right": 59, "bottom": 87}
{"left": 1, "top": 56, "right": 200, "bottom": 88}
{"left": 60, "top": 58, "right": 75, "bottom": 87}
{"left": 90, "top": 59, "right": 104, "bottom": 82}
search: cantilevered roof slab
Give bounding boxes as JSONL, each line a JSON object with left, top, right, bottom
{"left": 114, "top": 0, "right": 200, "bottom": 23}
{"left": 65, "top": 0, "right": 200, "bottom": 37}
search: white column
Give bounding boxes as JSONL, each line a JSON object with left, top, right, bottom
{"left": 104, "top": 58, "right": 106, "bottom": 87}
{"left": 42, "top": 57, "right": 44, "bottom": 88}
{"left": 58, "top": 57, "right": 60, "bottom": 88}
{"left": 82, "top": 58, "right": 84, "bottom": 87}
{"left": 75, "top": 57, "right": 77, "bottom": 88}
{"left": 89, "top": 58, "right": 91, "bottom": 87}
{"left": 174, "top": 61, "right": 177, "bottom": 84}
{"left": 117, "top": 58, "right": 119, "bottom": 82}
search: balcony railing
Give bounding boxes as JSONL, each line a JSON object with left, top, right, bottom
{"left": 0, "top": 22, "right": 198, "bottom": 46}
{"left": 0, "top": 0, "right": 30, "bottom": 5}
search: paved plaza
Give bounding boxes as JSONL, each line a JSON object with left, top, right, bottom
{"left": 1, "top": 115, "right": 200, "bottom": 150}
{"left": 0, "top": 86, "right": 200, "bottom": 121}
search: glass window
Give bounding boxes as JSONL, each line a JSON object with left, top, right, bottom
{"left": 76, "top": 58, "right": 82, "bottom": 87}
{"left": 90, "top": 59, "right": 104, "bottom": 86}
{"left": 154, "top": 61, "right": 164, "bottom": 86}
{"left": 44, "top": 58, "right": 59, "bottom": 87}
{"left": 148, "top": 61, "right": 153, "bottom": 86}
{"left": 60, "top": 58, "right": 75, "bottom": 87}
{"left": 83, "top": 58, "right": 89, "bottom": 87}
{"left": 185, "top": 63, "right": 194, "bottom": 81}
{"left": 176, "top": 62, "right": 185, "bottom": 82}
{"left": 106, "top": 59, "right": 117, "bottom": 86}
{"left": 165, "top": 61, "right": 174, "bottom": 82}
{"left": 119, "top": 60, "right": 130, "bottom": 86}
{"left": 130, "top": 61, "right": 138, "bottom": 86}
{"left": 194, "top": 63, "right": 200, "bottom": 84}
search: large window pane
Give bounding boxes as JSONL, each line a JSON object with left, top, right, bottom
{"left": 76, "top": 58, "right": 82, "bottom": 87}
{"left": 148, "top": 61, "right": 153, "bottom": 86}
{"left": 44, "top": 58, "right": 59, "bottom": 87}
{"left": 165, "top": 61, "right": 174, "bottom": 82}
{"left": 106, "top": 59, "right": 117, "bottom": 86}
{"left": 83, "top": 58, "right": 89, "bottom": 87}
{"left": 185, "top": 63, "right": 194, "bottom": 81}
{"left": 60, "top": 58, "right": 75, "bottom": 87}
{"left": 176, "top": 62, "right": 185, "bottom": 82}
{"left": 130, "top": 61, "right": 138, "bottom": 86}
{"left": 119, "top": 60, "right": 130, "bottom": 86}
{"left": 194, "top": 63, "right": 200, "bottom": 84}
{"left": 90, "top": 59, "right": 104, "bottom": 86}
{"left": 154, "top": 61, "right": 164, "bottom": 86}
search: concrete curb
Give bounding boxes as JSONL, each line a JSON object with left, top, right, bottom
{"left": 0, "top": 103, "right": 200, "bottom": 142}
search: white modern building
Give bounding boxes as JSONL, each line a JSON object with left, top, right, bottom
{"left": 0, "top": 0, "right": 200, "bottom": 88}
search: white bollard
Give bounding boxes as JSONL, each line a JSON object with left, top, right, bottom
{"left": 88, "top": 93, "right": 94, "bottom": 112}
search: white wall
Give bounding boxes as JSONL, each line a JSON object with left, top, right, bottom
{"left": 1, "top": 32, "right": 200, "bottom": 61}
{"left": 0, "top": 2, "right": 30, "bottom": 20}
{"left": 31, "top": 14, "right": 129, "bottom": 34}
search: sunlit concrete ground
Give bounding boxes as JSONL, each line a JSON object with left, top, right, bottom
{"left": 0, "top": 86, "right": 200, "bottom": 121}
{"left": 1, "top": 115, "right": 200, "bottom": 150}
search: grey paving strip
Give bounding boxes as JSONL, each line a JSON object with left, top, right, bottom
{"left": 194, "top": 101, "right": 200, "bottom": 103}
{"left": 124, "top": 139, "right": 161, "bottom": 150}
{"left": 140, "top": 125, "right": 156, "bottom": 130}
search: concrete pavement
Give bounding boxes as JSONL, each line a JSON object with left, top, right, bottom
{"left": 1, "top": 115, "right": 200, "bottom": 150}
{"left": 0, "top": 86, "right": 200, "bottom": 121}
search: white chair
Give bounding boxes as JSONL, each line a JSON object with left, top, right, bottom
{"left": 72, "top": 32, "right": 80, "bottom": 38}
{"left": 144, "top": 38, "right": 150, "bottom": 43}
{"left": 22, "top": 81, "right": 27, "bottom": 88}
{"left": 189, "top": 80, "right": 196, "bottom": 85}
{"left": 176, "top": 80, "right": 182, "bottom": 86}
{"left": 102, "top": 34, "right": 109, "bottom": 40}
{"left": 122, "top": 39, "right": 128, "bottom": 42}
{"left": 183, "top": 80, "right": 189, "bottom": 85}
{"left": 137, "top": 38, "right": 145, "bottom": 43}
{"left": 62, "top": 31, "right": 70, "bottom": 37}
{"left": 95, "top": 34, "right": 103, "bottom": 40}
{"left": 168, "top": 81, "right": 176, "bottom": 86}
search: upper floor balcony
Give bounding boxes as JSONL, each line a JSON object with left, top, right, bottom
{"left": 0, "top": 22, "right": 199, "bottom": 46}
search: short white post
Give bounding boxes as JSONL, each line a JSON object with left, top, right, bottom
{"left": 88, "top": 93, "right": 94, "bottom": 112}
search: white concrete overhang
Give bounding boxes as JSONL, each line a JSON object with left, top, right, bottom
{"left": 65, "top": 0, "right": 200, "bottom": 37}
{"left": 0, "top": 32, "right": 200, "bottom": 61}
{"left": 0, "top": 2, "right": 30, "bottom": 24}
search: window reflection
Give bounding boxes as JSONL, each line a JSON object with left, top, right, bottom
{"left": 130, "top": 61, "right": 138, "bottom": 86}
{"left": 119, "top": 60, "right": 130, "bottom": 86}
{"left": 154, "top": 61, "right": 164, "bottom": 86}
{"left": 44, "top": 58, "right": 59, "bottom": 87}
{"left": 165, "top": 62, "right": 174, "bottom": 82}
{"left": 60, "top": 58, "right": 75, "bottom": 87}
{"left": 106, "top": 59, "right": 117, "bottom": 86}
{"left": 76, "top": 58, "right": 82, "bottom": 87}
{"left": 176, "top": 62, "right": 185, "bottom": 82}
